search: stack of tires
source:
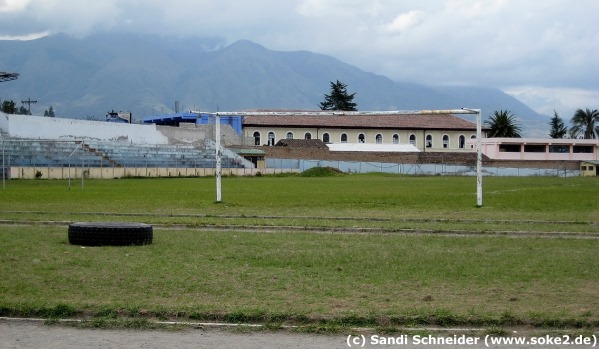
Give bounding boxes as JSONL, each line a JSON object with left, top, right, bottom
{"left": 68, "top": 222, "right": 153, "bottom": 246}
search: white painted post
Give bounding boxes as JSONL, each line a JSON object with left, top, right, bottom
{"left": 475, "top": 109, "right": 483, "bottom": 207}
{"left": 215, "top": 113, "right": 222, "bottom": 203}
{"left": 81, "top": 158, "right": 84, "bottom": 189}
{"left": 2, "top": 141, "right": 5, "bottom": 190}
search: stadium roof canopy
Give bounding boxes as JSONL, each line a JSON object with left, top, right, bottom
{"left": 143, "top": 112, "right": 198, "bottom": 126}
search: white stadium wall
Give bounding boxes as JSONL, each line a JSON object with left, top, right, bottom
{"left": 0, "top": 112, "right": 9, "bottom": 134}
{"left": 1, "top": 113, "right": 169, "bottom": 144}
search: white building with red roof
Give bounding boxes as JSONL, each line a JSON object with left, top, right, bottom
{"left": 242, "top": 111, "right": 482, "bottom": 152}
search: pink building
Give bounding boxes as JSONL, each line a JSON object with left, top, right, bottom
{"left": 473, "top": 138, "right": 599, "bottom": 161}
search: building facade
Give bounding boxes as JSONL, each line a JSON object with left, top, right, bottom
{"left": 242, "top": 112, "right": 482, "bottom": 152}
{"left": 476, "top": 138, "right": 599, "bottom": 161}
{"left": 580, "top": 161, "right": 599, "bottom": 176}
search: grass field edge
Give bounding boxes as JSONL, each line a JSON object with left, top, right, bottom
{"left": 1, "top": 303, "right": 598, "bottom": 333}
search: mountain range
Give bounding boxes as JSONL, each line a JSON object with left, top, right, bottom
{"left": 0, "top": 33, "right": 549, "bottom": 136}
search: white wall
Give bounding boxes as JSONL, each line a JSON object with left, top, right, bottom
{"left": 1, "top": 113, "right": 169, "bottom": 144}
{"left": 0, "top": 113, "right": 9, "bottom": 135}
{"left": 9, "top": 166, "right": 298, "bottom": 179}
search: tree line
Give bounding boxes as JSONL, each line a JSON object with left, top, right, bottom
{"left": 1, "top": 99, "right": 31, "bottom": 115}
{"left": 1, "top": 99, "right": 55, "bottom": 117}
{"left": 485, "top": 108, "right": 598, "bottom": 139}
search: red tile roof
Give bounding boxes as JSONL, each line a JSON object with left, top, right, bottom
{"left": 274, "top": 139, "right": 329, "bottom": 148}
{"left": 243, "top": 113, "right": 478, "bottom": 130}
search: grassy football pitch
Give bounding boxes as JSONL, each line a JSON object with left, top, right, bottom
{"left": 0, "top": 174, "right": 597, "bottom": 330}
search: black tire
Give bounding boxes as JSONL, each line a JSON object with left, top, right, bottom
{"left": 68, "top": 222, "right": 153, "bottom": 246}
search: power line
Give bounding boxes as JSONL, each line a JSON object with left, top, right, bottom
{"left": 21, "top": 98, "right": 37, "bottom": 114}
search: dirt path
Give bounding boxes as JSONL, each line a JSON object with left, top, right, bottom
{"left": 2, "top": 320, "right": 596, "bottom": 349}
{"left": 1, "top": 219, "right": 598, "bottom": 240}
{"left": 0, "top": 320, "right": 345, "bottom": 349}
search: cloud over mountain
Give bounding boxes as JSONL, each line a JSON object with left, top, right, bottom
{"left": 1, "top": 33, "right": 547, "bottom": 135}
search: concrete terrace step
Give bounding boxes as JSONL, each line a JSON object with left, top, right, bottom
{"left": 2, "top": 139, "right": 253, "bottom": 169}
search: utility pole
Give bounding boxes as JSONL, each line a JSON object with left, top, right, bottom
{"left": 21, "top": 98, "right": 37, "bottom": 115}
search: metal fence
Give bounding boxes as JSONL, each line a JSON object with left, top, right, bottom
{"left": 266, "top": 158, "right": 580, "bottom": 177}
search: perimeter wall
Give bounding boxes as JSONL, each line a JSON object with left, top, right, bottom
{"left": 261, "top": 147, "right": 581, "bottom": 177}
{"left": 1, "top": 113, "right": 169, "bottom": 144}
{"left": 8, "top": 166, "right": 297, "bottom": 179}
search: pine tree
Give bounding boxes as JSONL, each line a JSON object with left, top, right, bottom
{"left": 319, "top": 80, "right": 357, "bottom": 111}
{"left": 548, "top": 110, "right": 568, "bottom": 138}
{"left": 44, "top": 106, "right": 55, "bottom": 117}
{"left": 1, "top": 100, "right": 17, "bottom": 114}
{"left": 18, "top": 106, "right": 30, "bottom": 115}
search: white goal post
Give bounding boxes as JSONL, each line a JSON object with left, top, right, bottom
{"left": 209, "top": 108, "right": 483, "bottom": 207}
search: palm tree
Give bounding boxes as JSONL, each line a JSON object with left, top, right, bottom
{"left": 485, "top": 110, "right": 522, "bottom": 138}
{"left": 570, "top": 108, "right": 598, "bottom": 139}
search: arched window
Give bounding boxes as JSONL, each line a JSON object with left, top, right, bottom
{"left": 426, "top": 134, "right": 433, "bottom": 148}
{"left": 341, "top": 133, "right": 348, "bottom": 143}
{"left": 459, "top": 135, "right": 465, "bottom": 149}
{"left": 304, "top": 132, "right": 312, "bottom": 140}
{"left": 253, "top": 131, "right": 261, "bottom": 146}
{"left": 409, "top": 134, "right": 416, "bottom": 146}
{"left": 470, "top": 135, "right": 476, "bottom": 148}
{"left": 286, "top": 132, "right": 293, "bottom": 139}
{"left": 443, "top": 135, "right": 449, "bottom": 148}
{"left": 375, "top": 134, "right": 382, "bottom": 144}
{"left": 323, "top": 133, "right": 330, "bottom": 143}
{"left": 392, "top": 134, "right": 399, "bottom": 144}
{"left": 358, "top": 134, "right": 365, "bottom": 143}
{"left": 268, "top": 132, "right": 275, "bottom": 146}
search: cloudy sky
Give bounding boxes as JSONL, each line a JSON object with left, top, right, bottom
{"left": 1, "top": 0, "right": 597, "bottom": 117}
